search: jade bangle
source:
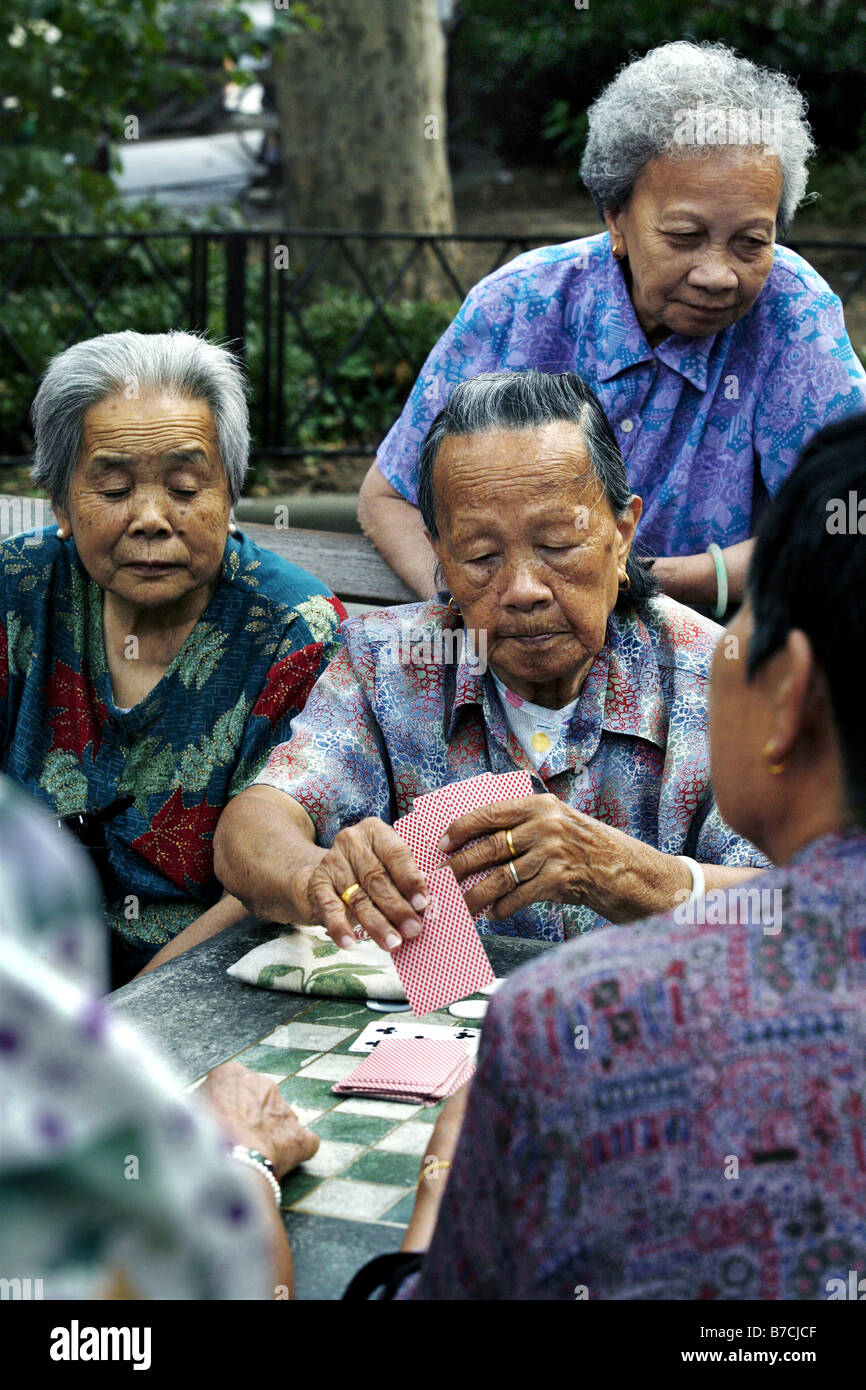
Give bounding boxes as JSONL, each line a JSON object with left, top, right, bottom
{"left": 707, "top": 543, "right": 728, "bottom": 621}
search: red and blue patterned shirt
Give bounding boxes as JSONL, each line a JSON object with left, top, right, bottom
{"left": 0, "top": 527, "right": 346, "bottom": 949}
{"left": 256, "top": 592, "right": 767, "bottom": 941}
{"left": 401, "top": 828, "right": 866, "bottom": 1299}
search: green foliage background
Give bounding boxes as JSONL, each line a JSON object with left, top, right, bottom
{"left": 0, "top": 229, "right": 459, "bottom": 467}
{"left": 0, "top": 0, "right": 862, "bottom": 471}
{"left": 450, "top": 0, "right": 866, "bottom": 223}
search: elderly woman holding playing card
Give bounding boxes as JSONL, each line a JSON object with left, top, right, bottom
{"left": 216, "top": 370, "right": 767, "bottom": 949}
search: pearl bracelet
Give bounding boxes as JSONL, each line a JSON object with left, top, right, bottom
{"left": 678, "top": 855, "right": 706, "bottom": 907}
{"left": 231, "top": 1146, "right": 282, "bottom": 1210}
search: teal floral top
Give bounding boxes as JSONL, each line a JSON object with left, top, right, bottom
{"left": 0, "top": 526, "right": 346, "bottom": 950}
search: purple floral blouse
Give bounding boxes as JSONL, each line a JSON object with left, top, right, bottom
{"left": 376, "top": 234, "right": 866, "bottom": 559}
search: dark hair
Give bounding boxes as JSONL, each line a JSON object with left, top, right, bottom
{"left": 416, "top": 370, "right": 657, "bottom": 611}
{"left": 747, "top": 411, "right": 866, "bottom": 821}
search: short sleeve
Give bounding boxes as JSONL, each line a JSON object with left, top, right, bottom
{"left": 375, "top": 274, "right": 518, "bottom": 503}
{"left": 0, "top": 943, "right": 273, "bottom": 1299}
{"left": 228, "top": 594, "right": 347, "bottom": 798}
{"left": 252, "top": 643, "right": 393, "bottom": 844}
{"left": 754, "top": 286, "right": 866, "bottom": 498}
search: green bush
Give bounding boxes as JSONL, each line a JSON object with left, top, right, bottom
{"left": 452, "top": 0, "right": 866, "bottom": 176}
{"left": 0, "top": 238, "right": 459, "bottom": 470}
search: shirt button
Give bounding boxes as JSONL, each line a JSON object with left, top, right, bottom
{"left": 620, "top": 418, "right": 634, "bottom": 433}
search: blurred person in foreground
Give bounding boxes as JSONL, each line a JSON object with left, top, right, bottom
{"left": 358, "top": 41, "right": 866, "bottom": 611}
{"left": 345, "top": 411, "right": 866, "bottom": 1300}
{"left": 216, "top": 371, "right": 766, "bottom": 950}
{"left": 0, "top": 774, "right": 318, "bottom": 1299}
{"left": 0, "top": 330, "right": 345, "bottom": 985}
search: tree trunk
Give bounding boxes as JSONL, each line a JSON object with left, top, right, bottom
{"left": 273, "top": 0, "right": 456, "bottom": 296}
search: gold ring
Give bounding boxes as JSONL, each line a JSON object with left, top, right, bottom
{"left": 505, "top": 827, "right": 517, "bottom": 859}
{"left": 340, "top": 882, "right": 363, "bottom": 907}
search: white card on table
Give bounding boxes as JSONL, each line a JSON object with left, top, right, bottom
{"left": 349, "top": 1018, "right": 481, "bottom": 1057}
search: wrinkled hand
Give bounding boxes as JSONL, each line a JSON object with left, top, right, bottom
{"left": 441, "top": 794, "right": 682, "bottom": 923}
{"left": 306, "top": 816, "right": 430, "bottom": 952}
{"left": 199, "top": 1060, "right": 320, "bottom": 1179}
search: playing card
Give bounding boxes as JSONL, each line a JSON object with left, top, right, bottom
{"left": 414, "top": 770, "right": 534, "bottom": 849}
{"left": 487, "top": 769, "right": 534, "bottom": 802}
{"left": 332, "top": 1036, "right": 475, "bottom": 1103}
{"left": 393, "top": 864, "right": 494, "bottom": 1016}
{"left": 410, "top": 781, "right": 490, "bottom": 911}
{"left": 350, "top": 1018, "right": 481, "bottom": 1056}
{"left": 415, "top": 771, "right": 534, "bottom": 914}
{"left": 455, "top": 771, "right": 534, "bottom": 897}
{"left": 412, "top": 775, "right": 495, "bottom": 843}
{"left": 392, "top": 809, "right": 446, "bottom": 877}
{"left": 358, "top": 810, "right": 446, "bottom": 942}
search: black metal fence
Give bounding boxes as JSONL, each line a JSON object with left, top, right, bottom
{"left": 1, "top": 227, "right": 865, "bottom": 468}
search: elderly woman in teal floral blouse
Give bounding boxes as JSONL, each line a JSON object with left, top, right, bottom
{"left": 0, "top": 331, "right": 345, "bottom": 985}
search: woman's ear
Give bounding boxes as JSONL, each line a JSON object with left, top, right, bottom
{"left": 425, "top": 529, "right": 442, "bottom": 567}
{"left": 767, "top": 628, "right": 819, "bottom": 764}
{"left": 615, "top": 496, "right": 642, "bottom": 568}
{"left": 52, "top": 500, "right": 71, "bottom": 539}
{"left": 425, "top": 531, "right": 448, "bottom": 596}
{"left": 603, "top": 207, "right": 626, "bottom": 256}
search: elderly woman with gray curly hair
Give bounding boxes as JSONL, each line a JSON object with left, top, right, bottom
{"left": 0, "top": 330, "right": 346, "bottom": 985}
{"left": 359, "top": 39, "right": 866, "bottom": 613}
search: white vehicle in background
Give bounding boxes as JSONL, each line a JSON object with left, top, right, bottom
{"left": 112, "top": 128, "right": 269, "bottom": 212}
{"left": 111, "top": 0, "right": 460, "bottom": 214}
{"left": 112, "top": 0, "right": 278, "bottom": 213}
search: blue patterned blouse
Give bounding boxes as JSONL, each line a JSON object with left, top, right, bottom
{"left": 255, "top": 592, "right": 767, "bottom": 941}
{"left": 376, "top": 234, "right": 866, "bottom": 558}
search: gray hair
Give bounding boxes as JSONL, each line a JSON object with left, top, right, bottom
{"left": 579, "top": 40, "right": 815, "bottom": 236}
{"left": 30, "top": 330, "right": 249, "bottom": 506}
{"left": 416, "top": 370, "right": 657, "bottom": 609}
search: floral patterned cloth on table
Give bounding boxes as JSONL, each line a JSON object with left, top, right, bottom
{"left": 0, "top": 526, "right": 346, "bottom": 954}
{"left": 376, "top": 233, "right": 866, "bottom": 559}
{"left": 398, "top": 829, "right": 866, "bottom": 1300}
{"left": 0, "top": 774, "right": 273, "bottom": 1300}
{"left": 228, "top": 925, "right": 405, "bottom": 1001}
{"left": 254, "top": 591, "right": 768, "bottom": 942}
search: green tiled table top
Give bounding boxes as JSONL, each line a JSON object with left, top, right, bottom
{"left": 230, "top": 996, "right": 476, "bottom": 1230}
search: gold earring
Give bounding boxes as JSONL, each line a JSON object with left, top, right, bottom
{"left": 612, "top": 241, "right": 625, "bottom": 261}
{"left": 761, "top": 743, "right": 787, "bottom": 775}
{"left": 447, "top": 595, "right": 461, "bottom": 616}
{"left": 618, "top": 570, "right": 630, "bottom": 594}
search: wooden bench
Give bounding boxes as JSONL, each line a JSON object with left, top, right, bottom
{"left": 0, "top": 496, "right": 416, "bottom": 609}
